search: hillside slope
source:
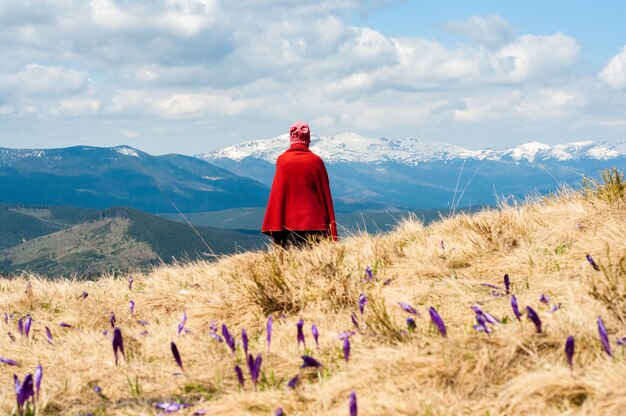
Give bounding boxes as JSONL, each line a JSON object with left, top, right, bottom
{"left": 0, "top": 172, "right": 625, "bottom": 415}
{"left": 0, "top": 205, "right": 98, "bottom": 249}
{"left": 0, "top": 207, "right": 267, "bottom": 278}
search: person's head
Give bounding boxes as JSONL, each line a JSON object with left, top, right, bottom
{"left": 290, "top": 121, "right": 310, "bottom": 147}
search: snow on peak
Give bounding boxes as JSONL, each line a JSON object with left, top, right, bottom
{"left": 199, "top": 134, "right": 626, "bottom": 165}
{"left": 507, "top": 141, "right": 552, "bottom": 162}
{"left": 115, "top": 146, "right": 140, "bottom": 158}
{"left": 201, "top": 132, "right": 482, "bottom": 165}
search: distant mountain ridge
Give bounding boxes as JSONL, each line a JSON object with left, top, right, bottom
{"left": 200, "top": 132, "right": 626, "bottom": 165}
{"left": 0, "top": 145, "right": 269, "bottom": 213}
{"left": 199, "top": 133, "right": 626, "bottom": 210}
{"left": 0, "top": 205, "right": 267, "bottom": 278}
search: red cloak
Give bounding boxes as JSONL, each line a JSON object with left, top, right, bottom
{"left": 261, "top": 143, "right": 337, "bottom": 240}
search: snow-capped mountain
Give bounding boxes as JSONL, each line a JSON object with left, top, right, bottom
{"left": 200, "top": 132, "right": 626, "bottom": 165}
{"left": 199, "top": 134, "right": 626, "bottom": 211}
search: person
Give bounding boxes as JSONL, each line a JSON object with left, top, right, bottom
{"left": 261, "top": 121, "right": 338, "bottom": 248}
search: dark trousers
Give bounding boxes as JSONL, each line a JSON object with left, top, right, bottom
{"left": 269, "top": 230, "right": 327, "bottom": 249}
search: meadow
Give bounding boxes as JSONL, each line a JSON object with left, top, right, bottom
{"left": 1, "top": 169, "right": 625, "bottom": 415}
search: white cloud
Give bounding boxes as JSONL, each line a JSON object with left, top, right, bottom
{"left": 491, "top": 33, "right": 580, "bottom": 82}
{"left": 0, "top": 4, "right": 624, "bottom": 153}
{"left": 152, "top": 93, "right": 247, "bottom": 118}
{"left": 121, "top": 129, "right": 139, "bottom": 139}
{"left": 107, "top": 90, "right": 247, "bottom": 118}
{"left": 51, "top": 97, "right": 100, "bottom": 116}
{"left": 599, "top": 46, "right": 626, "bottom": 89}
{"left": 89, "top": 0, "right": 217, "bottom": 38}
{"left": 445, "top": 14, "right": 514, "bottom": 47}
{"left": 2, "top": 64, "right": 89, "bottom": 97}
{"left": 515, "top": 88, "right": 584, "bottom": 119}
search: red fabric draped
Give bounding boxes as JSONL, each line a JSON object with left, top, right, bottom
{"left": 261, "top": 143, "right": 337, "bottom": 240}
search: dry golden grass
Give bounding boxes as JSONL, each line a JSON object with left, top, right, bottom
{"left": 1, "top": 178, "right": 626, "bottom": 415}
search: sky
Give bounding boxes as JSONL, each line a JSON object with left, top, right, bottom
{"left": 1, "top": 0, "right": 626, "bottom": 155}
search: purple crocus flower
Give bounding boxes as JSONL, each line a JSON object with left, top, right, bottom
{"left": 59, "top": 322, "right": 72, "bottom": 328}
{"left": 80, "top": 291, "right": 88, "bottom": 300}
{"left": 0, "top": 357, "right": 17, "bottom": 366}
{"left": 266, "top": 315, "right": 273, "bottom": 353}
{"left": 109, "top": 312, "right": 116, "bottom": 328}
{"left": 525, "top": 306, "right": 542, "bottom": 333}
{"left": 137, "top": 319, "right": 148, "bottom": 326}
{"left": 129, "top": 301, "right": 135, "bottom": 316}
{"left": 351, "top": 313, "right": 360, "bottom": 332}
{"left": 300, "top": 355, "right": 322, "bottom": 368}
{"left": 617, "top": 337, "right": 626, "bottom": 346}
{"left": 565, "top": 336, "right": 575, "bottom": 369}
{"left": 24, "top": 316, "right": 32, "bottom": 338}
{"left": 335, "top": 331, "right": 356, "bottom": 340}
{"left": 16, "top": 373, "right": 34, "bottom": 414}
{"left": 597, "top": 317, "right": 612, "bottom": 357}
{"left": 296, "top": 319, "right": 306, "bottom": 348}
{"left": 343, "top": 336, "right": 351, "bottom": 363}
{"left": 475, "top": 311, "right": 492, "bottom": 333}
{"left": 504, "top": 274, "right": 510, "bottom": 294}
{"left": 275, "top": 408, "right": 284, "bottom": 416}
{"left": 311, "top": 324, "right": 319, "bottom": 348}
{"left": 209, "top": 332, "right": 224, "bottom": 343}
{"left": 222, "top": 324, "right": 236, "bottom": 353}
{"left": 34, "top": 365, "right": 43, "bottom": 401}
{"left": 480, "top": 283, "right": 501, "bottom": 290}
{"left": 484, "top": 312, "right": 500, "bottom": 325}
{"left": 511, "top": 295, "right": 522, "bottom": 321}
{"left": 539, "top": 294, "right": 550, "bottom": 304}
{"left": 287, "top": 375, "right": 298, "bottom": 389}
{"left": 471, "top": 306, "right": 499, "bottom": 325}
{"left": 18, "top": 318, "right": 23, "bottom": 336}
{"left": 45, "top": 327, "right": 53, "bottom": 344}
{"left": 241, "top": 329, "right": 248, "bottom": 355}
{"left": 235, "top": 365, "right": 245, "bottom": 388}
{"left": 155, "top": 402, "right": 189, "bottom": 412}
{"left": 112, "top": 328, "right": 125, "bottom": 365}
{"left": 177, "top": 312, "right": 187, "bottom": 336}
{"left": 358, "top": 294, "right": 367, "bottom": 315}
{"left": 407, "top": 317, "right": 416, "bottom": 333}
{"left": 428, "top": 307, "right": 447, "bottom": 337}
{"left": 247, "top": 353, "right": 262, "bottom": 388}
{"left": 586, "top": 254, "right": 601, "bottom": 271}
{"left": 349, "top": 391, "right": 357, "bottom": 416}
{"left": 398, "top": 302, "right": 418, "bottom": 315}
{"left": 549, "top": 303, "right": 562, "bottom": 313}
{"left": 364, "top": 266, "right": 374, "bottom": 282}
{"left": 171, "top": 341, "right": 183, "bottom": 371}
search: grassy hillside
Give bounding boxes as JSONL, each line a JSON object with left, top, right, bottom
{"left": 0, "top": 205, "right": 98, "bottom": 250}
{"left": 0, "top": 171, "right": 625, "bottom": 415}
{"left": 0, "top": 207, "right": 267, "bottom": 278}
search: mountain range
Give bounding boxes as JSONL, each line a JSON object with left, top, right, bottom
{"left": 200, "top": 133, "right": 626, "bottom": 210}
{"left": 0, "top": 205, "right": 266, "bottom": 278}
{"left": 0, "top": 145, "right": 268, "bottom": 213}
{"left": 2, "top": 136, "right": 624, "bottom": 277}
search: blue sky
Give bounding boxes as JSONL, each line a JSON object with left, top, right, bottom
{"left": 355, "top": 0, "right": 626, "bottom": 65}
{"left": 1, "top": 0, "right": 625, "bottom": 155}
